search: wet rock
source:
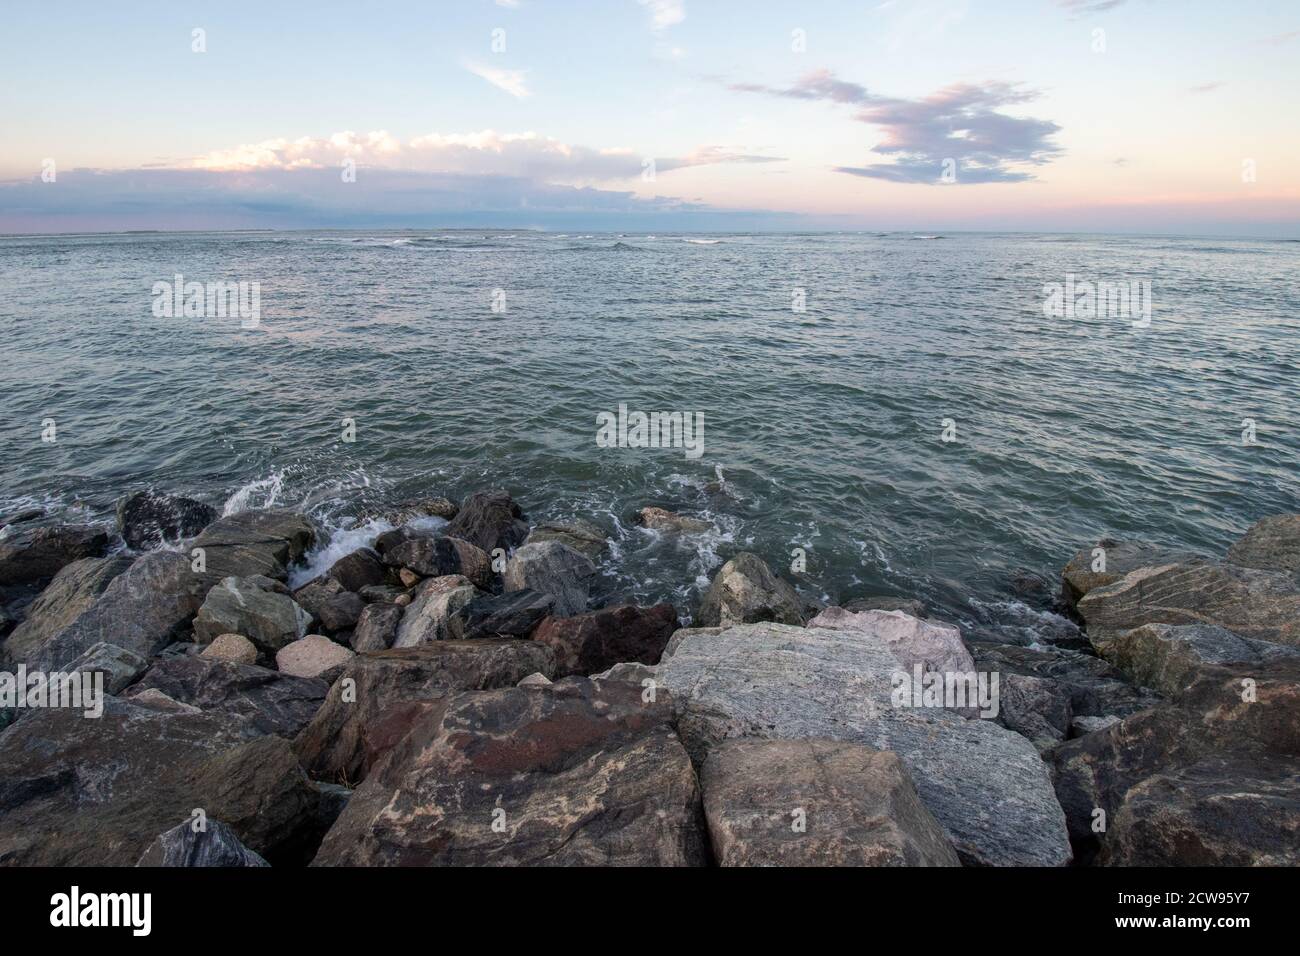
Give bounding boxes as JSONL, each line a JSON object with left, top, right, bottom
{"left": 525, "top": 518, "right": 608, "bottom": 560}
{"left": 701, "top": 739, "right": 961, "bottom": 867}
{"left": 317, "top": 591, "right": 365, "bottom": 633}
{"left": 842, "top": 596, "right": 929, "bottom": 618}
{"left": 325, "top": 547, "right": 388, "bottom": 593}
{"left": 311, "top": 679, "right": 706, "bottom": 866}
{"left": 294, "top": 641, "right": 556, "bottom": 786}
{"left": 698, "top": 553, "right": 804, "bottom": 628}
{"left": 378, "top": 497, "right": 459, "bottom": 525}
{"left": 65, "top": 641, "right": 148, "bottom": 695}
{"left": 188, "top": 509, "right": 318, "bottom": 581}
{"left": 351, "top": 603, "right": 403, "bottom": 653}
{"left": 393, "top": 582, "right": 477, "bottom": 646}
{"left": 462, "top": 589, "right": 553, "bottom": 640}
{"left": 635, "top": 506, "right": 710, "bottom": 533}
{"left": 193, "top": 576, "right": 311, "bottom": 654}
{"left": 1061, "top": 539, "right": 1198, "bottom": 611}
{"left": 291, "top": 575, "right": 344, "bottom": 622}
{"left": 200, "top": 633, "right": 259, "bottom": 665}
{"left": 26, "top": 551, "right": 220, "bottom": 671}
{"left": 660, "top": 622, "right": 1072, "bottom": 867}
{"left": 125, "top": 654, "right": 328, "bottom": 738}
{"left": 0, "top": 524, "right": 108, "bottom": 586}
{"left": 136, "top": 818, "right": 269, "bottom": 867}
{"left": 503, "top": 541, "right": 595, "bottom": 617}
{"left": 1, "top": 555, "right": 132, "bottom": 666}
{"left": 444, "top": 490, "right": 529, "bottom": 553}
{"left": 969, "top": 641, "right": 1160, "bottom": 720}
{"left": 1077, "top": 559, "right": 1300, "bottom": 647}
{"left": 0, "top": 698, "right": 321, "bottom": 866}
{"left": 276, "top": 635, "right": 355, "bottom": 682}
{"left": 117, "top": 491, "right": 216, "bottom": 551}
{"left": 0, "top": 508, "right": 43, "bottom": 529}
{"left": 383, "top": 534, "right": 494, "bottom": 589}
{"left": 359, "top": 584, "right": 405, "bottom": 604}
{"left": 1227, "top": 514, "right": 1300, "bottom": 578}
{"left": 532, "top": 603, "right": 678, "bottom": 677}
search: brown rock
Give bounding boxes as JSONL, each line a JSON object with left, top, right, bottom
{"left": 532, "top": 603, "right": 678, "bottom": 677}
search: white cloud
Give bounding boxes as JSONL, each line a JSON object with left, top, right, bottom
{"left": 639, "top": 0, "right": 684, "bottom": 32}
{"left": 464, "top": 61, "right": 531, "bottom": 98}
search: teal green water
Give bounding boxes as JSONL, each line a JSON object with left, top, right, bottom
{"left": 1, "top": 230, "right": 1297, "bottom": 638}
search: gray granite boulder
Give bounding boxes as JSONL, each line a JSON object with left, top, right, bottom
{"left": 697, "top": 552, "right": 803, "bottom": 627}
{"left": 187, "top": 509, "right": 317, "bottom": 581}
{"left": 193, "top": 576, "right": 311, "bottom": 653}
{"left": 503, "top": 541, "right": 595, "bottom": 617}
{"left": 136, "top": 818, "right": 269, "bottom": 867}
{"left": 1, "top": 555, "right": 132, "bottom": 666}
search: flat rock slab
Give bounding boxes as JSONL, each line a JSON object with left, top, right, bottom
{"left": 293, "top": 640, "right": 556, "bottom": 786}
{"left": 125, "top": 655, "right": 329, "bottom": 738}
{"left": 312, "top": 679, "right": 707, "bottom": 866}
{"left": 0, "top": 698, "right": 320, "bottom": 866}
{"left": 1077, "top": 559, "right": 1300, "bottom": 648}
{"left": 660, "top": 622, "right": 1072, "bottom": 867}
{"left": 188, "top": 509, "right": 317, "bottom": 581}
{"left": 701, "top": 739, "right": 960, "bottom": 866}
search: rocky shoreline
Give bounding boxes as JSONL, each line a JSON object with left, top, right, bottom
{"left": 0, "top": 489, "right": 1296, "bottom": 866}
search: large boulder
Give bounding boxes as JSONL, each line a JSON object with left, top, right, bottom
{"left": 192, "top": 576, "right": 311, "bottom": 653}
{"left": 462, "top": 589, "right": 554, "bottom": 640}
{"left": 1227, "top": 514, "right": 1300, "bottom": 578}
{"left": 311, "top": 679, "right": 707, "bottom": 866}
{"left": 697, "top": 553, "right": 803, "bottom": 627}
{"left": 503, "top": 541, "right": 595, "bottom": 617}
{"left": 700, "top": 739, "right": 961, "bottom": 867}
{"left": 1, "top": 555, "right": 132, "bottom": 666}
{"left": 0, "top": 524, "right": 108, "bottom": 586}
{"left": 316, "top": 591, "right": 365, "bottom": 633}
{"left": 524, "top": 518, "right": 608, "bottom": 560}
{"left": 25, "top": 551, "right": 220, "bottom": 671}
{"left": 1060, "top": 539, "right": 1196, "bottom": 610}
{"left": 116, "top": 491, "right": 217, "bottom": 551}
{"left": 325, "top": 547, "right": 388, "bottom": 593}
{"left": 136, "top": 818, "right": 269, "bottom": 867}
{"left": 0, "top": 698, "right": 322, "bottom": 866}
{"left": 444, "top": 490, "right": 529, "bottom": 553}
{"left": 188, "top": 509, "right": 317, "bottom": 581}
{"left": 392, "top": 582, "right": 478, "bottom": 646}
{"left": 293, "top": 641, "right": 556, "bottom": 785}
{"left": 65, "top": 641, "right": 149, "bottom": 695}
{"left": 124, "top": 655, "right": 328, "bottom": 738}
{"left": 382, "top": 535, "right": 494, "bottom": 590}
{"left": 291, "top": 575, "right": 344, "bottom": 622}
{"left": 809, "top": 607, "right": 973, "bottom": 675}
{"left": 1076, "top": 559, "right": 1300, "bottom": 647}
{"left": 351, "top": 603, "right": 403, "bottom": 652}
{"left": 659, "top": 622, "right": 1072, "bottom": 866}
{"left": 532, "top": 603, "right": 678, "bottom": 677}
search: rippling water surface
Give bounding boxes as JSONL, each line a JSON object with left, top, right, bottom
{"left": 2, "top": 230, "right": 1297, "bottom": 637}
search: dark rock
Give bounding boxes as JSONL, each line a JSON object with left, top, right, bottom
{"left": 125, "top": 655, "right": 328, "bottom": 738}
{"left": 383, "top": 534, "right": 459, "bottom": 576}
{"left": 66, "top": 641, "right": 149, "bottom": 694}
{"left": 697, "top": 552, "right": 804, "bottom": 627}
{"left": 117, "top": 491, "right": 217, "bottom": 551}
{"left": 351, "top": 603, "right": 403, "bottom": 652}
{"left": 293, "top": 641, "right": 556, "bottom": 786}
{"left": 1, "top": 555, "right": 132, "bottom": 666}
{"left": 311, "top": 679, "right": 707, "bottom": 866}
{"left": 0, "top": 698, "right": 321, "bottom": 866}
{"left": 999, "top": 674, "right": 1073, "bottom": 751}
{"left": 701, "top": 738, "right": 960, "bottom": 866}
{"left": 635, "top": 507, "right": 710, "bottom": 533}
{"left": 503, "top": 541, "right": 595, "bottom": 617}
{"left": 970, "top": 641, "right": 1160, "bottom": 720}
{"left": 136, "top": 818, "right": 269, "bottom": 867}
{"left": 444, "top": 490, "right": 529, "bottom": 553}
{"left": 193, "top": 576, "right": 310, "bottom": 653}
{"left": 0, "top": 508, "right": 43, "bottom": 529}
{"left": 26, "top": 552, "right": 221, "bottom": 671}
{"left": 317, "top": 591, "right": 365, "bottom": 633}
{"left": 0, "top": 524, "right": 108, "bottom": 586}
{"left": 462, "top": 589, "right": 554, "bottom": 640}
{"left": 393, "top": 581, "right": 477, "bottom": 645}
{"left": 359, "top": 584, "right": 405, "bottom": 604}
{"left": 291, "top": 575, "right": 344, "bottom": 622}
{"left": 524, "top": 518, "right": 608, "bottom": 560}
{"left": 532, "top": 603, "right": 678, "bottom": 677}
{"left": 188, "top": 509, "right": 317, "bottom": 581}
{"left": 376, "top": 497, "right": 459, "bottom": 524}
{"left": 326, "top": 547, "right": 388, "bottom": 593}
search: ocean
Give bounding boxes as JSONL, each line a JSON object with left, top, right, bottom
{"left": 2, "top": 230, "right": 1297, "bottom": 642}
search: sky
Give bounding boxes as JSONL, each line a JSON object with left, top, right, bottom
{"left": 1, "top": 0, "right": 1298, "bottom": 235}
